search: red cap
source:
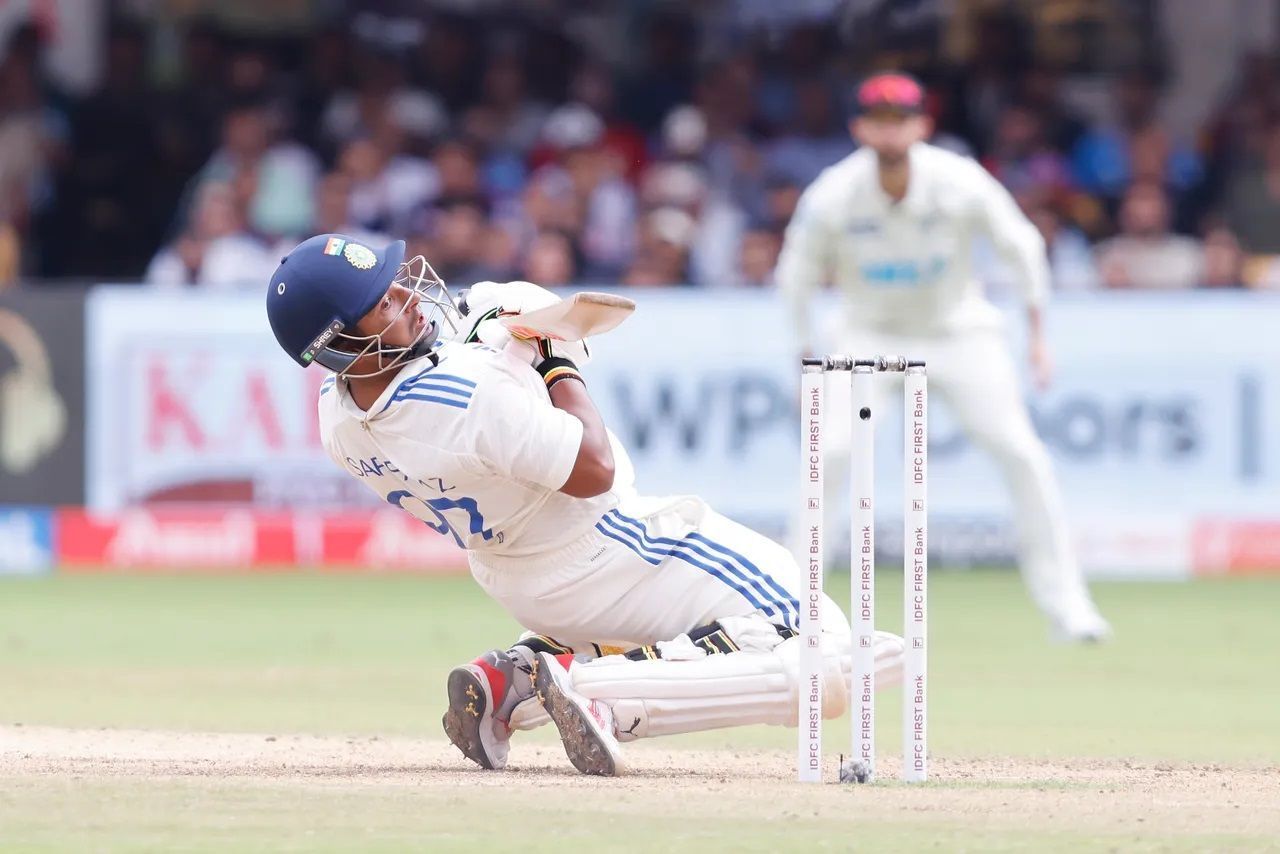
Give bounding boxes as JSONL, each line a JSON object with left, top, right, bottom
{"left": 856, "top": 73, "right": 925, "bottom": 114}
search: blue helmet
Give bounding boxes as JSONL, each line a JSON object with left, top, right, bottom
{"left": 265, "top": 234, "right": 455, "bottom": 376}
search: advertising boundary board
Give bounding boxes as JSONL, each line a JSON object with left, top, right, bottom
{"left": 53, "top": 507, "right": 468, "bottom": 573}
{"left": 80, "top": 288, "right": 1280, "bottom": 578}
{"left": 0, "top": 507, "right": 54, "bottom": 575}
{"left": 0, "top": 505, "right": 1271, "bottom": 576}
{"left": 0, "top": 288, "right": 88, "bottom": 504}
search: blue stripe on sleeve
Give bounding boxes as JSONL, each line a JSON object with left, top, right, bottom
{"left": 392, "top": 382, "right": 473, "bottom": 402}
{"left": 409, "top": 373, "right": 476, "bottom": 389}
{"left": 395, "top": 393, "right": 471, "bottom": 410}
{"left": 377, "top": 369, "right": 477, "bottom": 415}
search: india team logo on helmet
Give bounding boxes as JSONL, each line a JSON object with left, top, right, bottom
{"left": 319, "top": 236, "right": 378, "bottom": 270}
{"left": 344, "top": 243, "right": 378, "bottom": 270}
{"left": 343, "top": 243, "right": 376, "bottom": 270}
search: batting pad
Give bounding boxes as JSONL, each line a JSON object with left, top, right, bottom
{"left": 569, "top": 631, "right": 904, "bottom": 741}
{"left": 507, "top": 697, "right": 551, "bottom": 731}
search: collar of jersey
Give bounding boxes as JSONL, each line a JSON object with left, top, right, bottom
{"left": 338, "top": 350, "right": 446, "bottom": 423}
{"left": 864, "top": 142, "right": 930, "bottom": 215}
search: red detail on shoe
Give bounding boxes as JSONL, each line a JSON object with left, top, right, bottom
{"left": 472, "top": 656, "right": 506, "bottom": 703}
{"left": 554, "top": 653, "right": 575, "bottom": 671}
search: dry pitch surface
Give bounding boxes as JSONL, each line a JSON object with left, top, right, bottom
{"left": 3, "top": 725, "right": 1277, "bottom": 852}
{"left": 5, "top": 574, "right": 1280, "bottom": 851}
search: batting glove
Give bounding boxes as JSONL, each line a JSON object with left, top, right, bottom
{"left": 454, "top": 280, "right": 591, "bottom": 366}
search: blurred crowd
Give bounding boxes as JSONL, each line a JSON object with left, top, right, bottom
{"left": 2, "top": 9, "right": 1280, "bottom": 293}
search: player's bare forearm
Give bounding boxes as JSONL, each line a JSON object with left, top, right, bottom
{"left": 551, "top": 379, "right": 616, "bottom": 498}
{"left": 1027, "top": 305, "right": 1054, "bottom": 391}
{"left": 1027, "top": 305, "right": 1043, "bottom": 337}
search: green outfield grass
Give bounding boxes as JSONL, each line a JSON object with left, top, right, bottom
{"left": 3, "top": 570, "right": 1278, "bottom": 760}
{"left": 2, "top": 570, "right": 1278, "bottom": 851}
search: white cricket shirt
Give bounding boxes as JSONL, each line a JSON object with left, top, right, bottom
{"left": 776, "top": 142, "right": 1050, "bottom": 349}
{"left": 318, "top": 340, "right": 617, "bottom": 558}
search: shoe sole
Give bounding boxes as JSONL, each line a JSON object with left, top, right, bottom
{"left": 441, "top": 667, "right": 494, "bottom": 770}
{"left": 534, "top": 656, "right": 618, "bottom": 777}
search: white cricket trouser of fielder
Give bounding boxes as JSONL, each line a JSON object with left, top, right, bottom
{"left": 470, "top": 494, "right": 904, "bottom": 737}
{"left": 819, "top": 324, "right": 1100, "bottom": 624}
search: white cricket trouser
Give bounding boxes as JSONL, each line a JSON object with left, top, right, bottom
{"left": 821, "top": 324, "right": 1099, "bottom": 624}
{"left": 474, "top": 496, "right": 907, "bottom": 741}
{"left": 470, "top": 495, "right": 848, "bottom": 651}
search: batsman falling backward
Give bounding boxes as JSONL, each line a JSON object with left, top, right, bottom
{"left": 264, "top": 233, "right": 905, "bottom": 778}
{"left": 800, "top": 356, "right": 927, "bottom": 784}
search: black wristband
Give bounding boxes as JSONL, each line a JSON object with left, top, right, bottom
{"left": 536, "top": 356, "right": 584, "bottom": 390}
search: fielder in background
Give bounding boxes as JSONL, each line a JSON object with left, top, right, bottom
{"left": 264, "top": 234, "right": 905, "bottom": 776}
{"left": 777, "top": 73, "right": 1111, "bottom": 643}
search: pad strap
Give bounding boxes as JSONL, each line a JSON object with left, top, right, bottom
{"left": 624, "top": 621, "right": 795, "bottom": 661}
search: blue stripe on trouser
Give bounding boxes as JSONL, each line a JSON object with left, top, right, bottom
{"left": 601, "top": 513, "right": 788, "bottom": 625}
{"left": 684, "top": 531, "right": 801, "bottom": 618}
{"left": 600, "top": 511, "right": 797, "bottom": 629}
{"left": 594, "top": 518, "right": 778, "bottom": 620}
{"left": 608, "top": 510, "right": 800, "bottom": 629}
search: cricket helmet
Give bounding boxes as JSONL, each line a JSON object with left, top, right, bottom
{"left": 265, "top": 233, "right": 457, "bottom": 377}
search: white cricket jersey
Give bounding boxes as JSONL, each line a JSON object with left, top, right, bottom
{"left": 776, "top": 142, "right": 1049, "bottom": 348}
{"left": 318, "top": 341, "right": 617, "bottom": 558}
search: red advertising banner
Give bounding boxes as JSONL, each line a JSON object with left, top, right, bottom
{"left": 57, "top": 508, "right": 298, "bottom": 570}
{"left": 1193, "top": 519, "right": 1280, "bottom": 576}
{"left": 320, "top": 510, "right": 469, "bottom": 572}
{"left": 40, "top": 505, "right": 1280, "bottom": 576}
{"left": 54, "top": 507, "right": 468, "bottom": 573}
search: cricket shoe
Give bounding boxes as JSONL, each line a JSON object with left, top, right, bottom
{"left": 533, "top": 651, "right": 626, "bottom": 776}
{"left": 442, "top": 650, "right": 515, "bottom": 770}
{"left": 1050, "top": 606, "right": 1113, "bottom": 644}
